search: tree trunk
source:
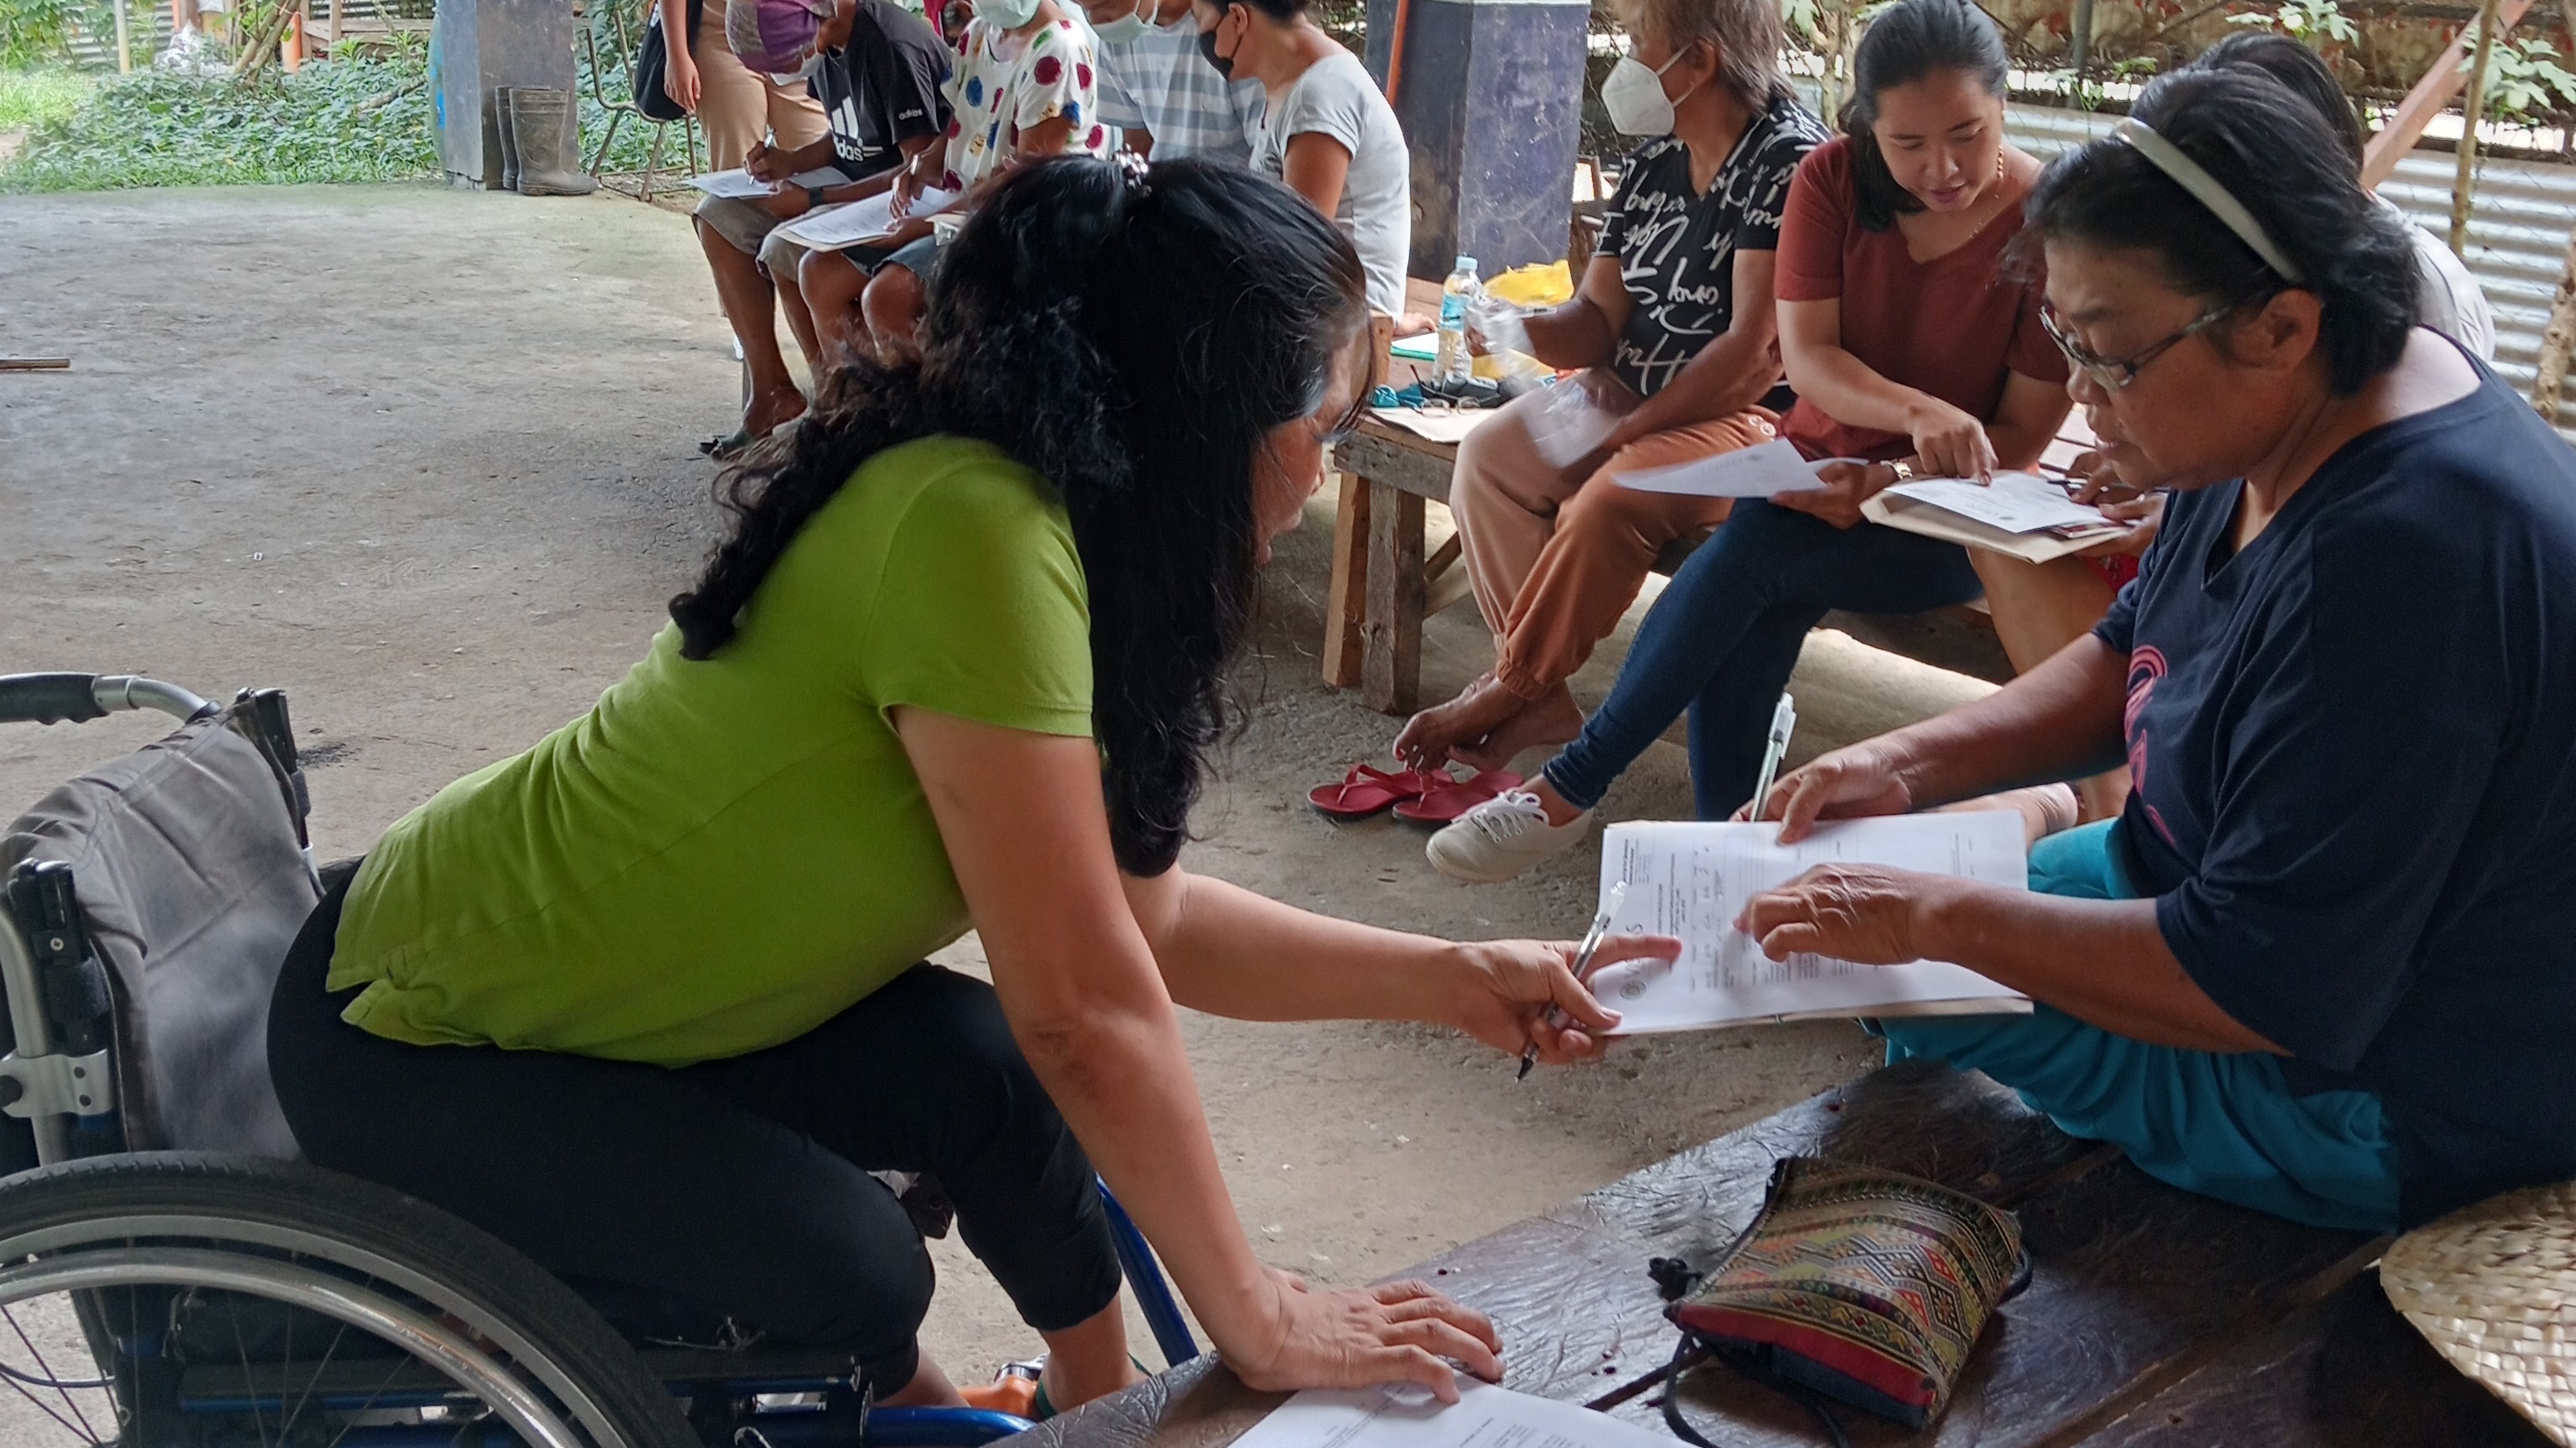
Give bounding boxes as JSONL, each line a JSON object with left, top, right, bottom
{"left": 232, "top": 0, "right": 300, "bottom": 76}
{"left": 2532, "top": 224, "right": 2576, "bottom": 426}
{"left": 2451, "top": 0, "right": 2503, "bottom": 256}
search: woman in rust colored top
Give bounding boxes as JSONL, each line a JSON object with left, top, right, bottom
{"left": 1427, "top": 0, "right": 2075, "bottom": 882}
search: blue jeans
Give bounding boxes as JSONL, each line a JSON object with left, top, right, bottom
{"left": 1880, "top": 823, "right": 2403, "bottom": 1233}
{"left": 1541, "top": 502, "right": 1982, "bottom": 818}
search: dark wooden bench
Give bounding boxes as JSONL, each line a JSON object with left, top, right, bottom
{"left": 1024, "top": 1060, "right": 2546, "bottom": 1448}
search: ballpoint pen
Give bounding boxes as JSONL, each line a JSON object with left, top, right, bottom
{"left": 1518, "top": 881, "right": 1627, "bottom": 1081}
{"left": 1749, "top": 692, "right": 1797, "bottom": 830}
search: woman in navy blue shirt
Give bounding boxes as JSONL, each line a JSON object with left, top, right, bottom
{"left": 1736, "top": 68, "right": 2576, "bottom": 1231}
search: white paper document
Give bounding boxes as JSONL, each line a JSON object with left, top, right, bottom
{"left": 1368, "top": 407, "right": 1496, "bottom": 445}
{"left": 687, "top": 166, "right": 847, "bottom": 200}
{"left": 1611, "top": 438, "right": 1830, "bottom": 498}
{"left": 1595, "top": 814, "right": 2031, "bottom": 1033}
{"left": 1881, "top": 471, "right": 2118, "bottom": 534}
{"left": 776, "top": 187, "right": 960, "bottom": 250}
{"left": 1231, "top": 1379, "right": 1677, "bottom": 1448}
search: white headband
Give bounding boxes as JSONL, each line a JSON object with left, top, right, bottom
{"left": 2112, "top": 118, "right": 2306, "bottom": 285}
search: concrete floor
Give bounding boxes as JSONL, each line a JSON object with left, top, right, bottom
{"left": 0, "top": 184, "right": 1996, "bottom": 1396}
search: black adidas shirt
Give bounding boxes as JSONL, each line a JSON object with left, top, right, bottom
{"left": 812, "top": 0, "right": 951, "bottom": 178}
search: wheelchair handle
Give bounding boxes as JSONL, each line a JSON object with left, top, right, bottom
{"left": 0, "top": 674, "right": 212, "bottom": 726}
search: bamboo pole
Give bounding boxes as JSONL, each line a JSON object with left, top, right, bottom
{"left": 113, "top": 0, "right": 133, "bottom": 71}
{"left": 2451, "top": 0, "right": 2502, "bottom": 256}
{"left": 2531, "top": 224, "right": 2576, "bottom": 425}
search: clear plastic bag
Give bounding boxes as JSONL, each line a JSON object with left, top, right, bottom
{"left": 1526, "top": 377, "right": 1619, "bottom": 469}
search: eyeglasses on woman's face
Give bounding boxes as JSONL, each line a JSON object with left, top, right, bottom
{"left": 1317, "top": 383, "right": 1370, "bottom": 448}
{"left": 2040, "top": 299, "right": 2237, "bottom": 394}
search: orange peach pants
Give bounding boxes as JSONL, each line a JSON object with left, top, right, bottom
{"left": 1448, "top": 386, "right": 1778, "bottom": 702}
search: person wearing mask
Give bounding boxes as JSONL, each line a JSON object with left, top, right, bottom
{"left": 1734, "top": 68, "right": 2576, "bottom": 1234}
{"left": 1966, "top": 29, "right": 2502, "bottom": 763}
{"left": 811, "top": 0, "right": 1113, "bottom": 362}
{"left": 1385, "top": 0, "right": 1828, "bottom": 779}
{"left": 1428, "top": 0, "right": 2071, "bottom": 882}
{"left": 1191, "top": 0, "right": 1414, "bottom": 324}
{"left": 694, "top": 0, "right": 954, "bottom": 458}
{"left": 267, "top": 156, "right": 1671, "bottom": 1424}
{"left": 1083, "top": 0, "right": 1267, "bottom": 162}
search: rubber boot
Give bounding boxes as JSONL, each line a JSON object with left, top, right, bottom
{"left": 493, "top": 86, "right": 519, "bottom": 192}
{"left": 509, "top": 87, "right": 599, "bottom": 196}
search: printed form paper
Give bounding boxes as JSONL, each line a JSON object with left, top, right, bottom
{"left": 1230, "top": 1378, "right": 1678, "bottom": 1448}
{"left": 1612, "top": 439, "right": 1830, "bottom": 498}
{"left": 778, "top": 188, "right": 960, "bottom": 250}
{"left": 688, "top": 166, "right": 846, "bottom": 200}
{"left": 1882, "top": 472, "right": 2117, "bottom": 534}
{"left": 1596, "top": 814, "right": 2030, "bottom": 1033}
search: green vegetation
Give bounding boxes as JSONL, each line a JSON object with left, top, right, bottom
{"left": 2460, "top": 26, "right": 2576, "bottom": 130}
{"left": 2225, "top": 0, "right": 2359, "bottom": 50}
{"left": 0, "top": 54, "right": 438, "bottom": 191}
{"left": 0, "top": 66, "right": 92, "bottom": 130}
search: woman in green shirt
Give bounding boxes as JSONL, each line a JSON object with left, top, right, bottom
{"left": 266, "top": 155, "right": 1673, "bottom": 1418}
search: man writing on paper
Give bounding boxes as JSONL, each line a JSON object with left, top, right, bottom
{"left": 1734, "top": 74, "right": 2576, "bottom": 1234}
{"left": 694, "top": 0, "right": 952, "bottom": 457}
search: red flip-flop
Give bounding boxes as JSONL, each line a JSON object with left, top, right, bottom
{"left": 1393, "top": 769, "right": 1523, "bottom": 825}
{"left": 1308, "top": 764, "right": 1439, "bottom": 818}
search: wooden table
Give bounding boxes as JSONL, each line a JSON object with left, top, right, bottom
{"left": 1319, "top": 417, "right": 2022, "bottom": 717}
{"left": 1023, "top": 1061, "right": 2545, "bottom": 1448}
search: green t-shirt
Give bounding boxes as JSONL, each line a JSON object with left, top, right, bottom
{"left": 331, "top": 436, "right": 1092, "bottom": 1065}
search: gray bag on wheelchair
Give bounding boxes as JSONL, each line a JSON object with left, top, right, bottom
{"left": 1, "top": 695, "right": 314, "bottom": 1158}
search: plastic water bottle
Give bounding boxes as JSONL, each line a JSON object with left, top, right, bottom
{"left": 1435, "top": 254, "right": 1481, "bottom": 384}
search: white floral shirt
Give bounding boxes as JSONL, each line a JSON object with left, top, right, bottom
{"left": 936, "top": 15, "right": 1108, "bottom": 192}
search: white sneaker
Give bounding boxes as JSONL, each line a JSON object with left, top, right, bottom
{"left": 1426, "top": 790, "right": 1594, "bottom": 884}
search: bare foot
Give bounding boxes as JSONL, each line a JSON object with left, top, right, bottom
{"left": 1945, "top": 783, "right": 2079, "bottom": 847}
{"left": 1451, "top": 684, "right": 1583, "bottom": 774}
{"left": 2074, "top": 768, "right": 2130, "bottom": 824}
{"left": 743, "top": 386, "right": 807, "bottom": 440}
{"left": 1395, "top": 674, "right": 1518, "bottom": 771}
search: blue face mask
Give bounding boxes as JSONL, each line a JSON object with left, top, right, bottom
{"left": 976, "top": 0, "right": 1042, "bottom": 28}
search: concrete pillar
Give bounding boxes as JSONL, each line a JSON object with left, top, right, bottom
{"left": 430, "top": 0, "right": 579, "bottom": 188}
{"left": 1364, "top": 0, "right": 1589, "bottom": 279}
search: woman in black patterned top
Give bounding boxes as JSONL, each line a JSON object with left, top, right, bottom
{"left": 1390, "top": 0, "right": 1827, "bottom": 779}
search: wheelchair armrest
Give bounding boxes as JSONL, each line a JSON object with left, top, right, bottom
{"left": 0, "top": 674, "right": 106, "bottom": 726}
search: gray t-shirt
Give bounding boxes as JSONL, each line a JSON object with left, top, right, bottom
{"left": 1097, "top": 14, "right": 1266, "bottom": 164}
{"left": 1251, "top": 49, "right": 1410, "bottom": 317}
{"left": 2377, "top": 193, "right": 2497, "bottom": 361}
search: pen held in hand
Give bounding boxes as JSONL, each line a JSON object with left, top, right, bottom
{"left": 1516, "top": 881, "right": 1628, "bottom": 1080}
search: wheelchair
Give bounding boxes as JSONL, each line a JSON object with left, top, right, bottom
{"left": 0, "top": 672, "right": 1196, "bottom": 1446}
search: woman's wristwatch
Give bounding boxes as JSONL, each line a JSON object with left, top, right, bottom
{"left": 804, "top": 185, "right": 828, "bottom": 212}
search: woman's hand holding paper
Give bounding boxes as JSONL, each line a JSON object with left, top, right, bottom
{"left": 1736, "top": 863, "right": 1961, "bottom": 964}
{"left": 1444, "top": 936, "right": 1677, "bottom": 1064}
{"left": 1740, "top": 743, "right": 1917, "bottom": 841}
{"left": 1771, "top": 459, "right": 1897, "bottom": 529}
{"left": 2064, "top": 457, "right": 2167, "bottom": 558}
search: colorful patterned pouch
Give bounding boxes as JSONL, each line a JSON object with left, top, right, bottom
{"left": 1660, "top": 1157, "right": 2029, "bottom": 1435}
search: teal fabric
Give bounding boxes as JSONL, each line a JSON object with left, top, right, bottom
{"left": 1879, "top": 821, "right": 2401, "bottom": 1232}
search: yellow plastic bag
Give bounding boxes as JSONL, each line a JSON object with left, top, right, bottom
{"left": 1486, "top": 261, "right": 1573, "bottom": 309}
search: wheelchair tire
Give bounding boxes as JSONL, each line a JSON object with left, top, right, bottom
{"left": 0, "top": 1150, "right": 699, "bottom": 1448}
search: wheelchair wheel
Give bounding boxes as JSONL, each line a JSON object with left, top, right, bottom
{"left": 0, "top": 1152, "right": 698, "bottom": 1448}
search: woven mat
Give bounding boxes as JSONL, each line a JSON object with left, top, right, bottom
{"left": 2382, "top": 1180, "right": 2576, "bottom": 1446}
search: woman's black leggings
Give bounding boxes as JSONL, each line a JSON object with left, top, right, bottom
{"left": 266, "top": 863, "right": 1123, "bottom": 1390}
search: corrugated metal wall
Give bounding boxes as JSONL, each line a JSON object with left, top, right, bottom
{"left": 2004, "top": 103, "right": 2574, "bottom": 431}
